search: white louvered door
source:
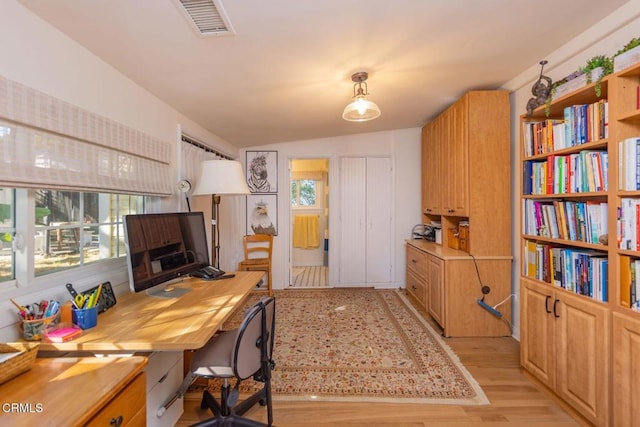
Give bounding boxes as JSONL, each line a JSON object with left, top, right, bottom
{"left": 338, "top": 156, "right": 392, "bottom": 286}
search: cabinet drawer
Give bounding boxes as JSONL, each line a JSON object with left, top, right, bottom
{"left": 406, "top": 270, "right": 426, "bottom": 308}
{"left": 87, "top": 373, "right": 146, "bottom": 427}
{"left": 406, "top": 245, "right": 427, "bottom": 279}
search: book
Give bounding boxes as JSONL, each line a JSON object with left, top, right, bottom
{"left": 620, "top": 255, "right": 632, "bottom": 308}
{"left": 44, "top": 326, "right": 82, "bottom": 343}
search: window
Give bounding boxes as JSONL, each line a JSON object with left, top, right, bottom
{"left": 0, "top": 188, "right": 15, "bottom": 283}
{"left": 34, "top": 190, "right": 144, "bottom": 276}
{"left": 0, "top": 188, "right": 144, "bottom": 286}
{"left": 291, "top": 180, "right": 317, "bottom": 207}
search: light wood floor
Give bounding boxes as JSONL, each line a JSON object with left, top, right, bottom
{"left": 176, "top": 294, "right": 586, "bottom": 427}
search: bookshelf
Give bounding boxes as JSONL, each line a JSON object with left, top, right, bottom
{"left": 519, "top": 61, "right": 640, "bottom": 426}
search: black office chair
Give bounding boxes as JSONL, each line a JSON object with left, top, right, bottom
{"left": 185, "top": 296, "right": 276, "bottom": 427}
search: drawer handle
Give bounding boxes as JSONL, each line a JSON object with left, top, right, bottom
{"left": 158, "top": 372, "right": 168, "bottom": 383}
{"left": 411, "top": 259, "right": 417, "bottom": 263}
{"left": 110, "top": 415, "right": 123, "bottom": 427}
{"left": 544, "top": 295, "right": 551, "bottom": 314}
{"left": 553, "top": 299, "right": 560, "bottom": 318}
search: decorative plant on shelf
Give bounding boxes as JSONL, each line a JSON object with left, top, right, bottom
{"left": 614, "top": 37, "right": 640, "bottom": 57}
{"left": 579, "top": 54, "right": 613, "bottom": 97}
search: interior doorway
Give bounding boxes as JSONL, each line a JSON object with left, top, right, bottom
{"left": 289, "top": 158, "right": 330, "bottom": 288}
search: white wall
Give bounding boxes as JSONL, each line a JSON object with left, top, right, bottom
{"left": 241, "top": 128, "right": 422, "bottom": 291}
{"left": 0, "top": 1, "right": 241, "bottom": 334}
{"left": 503, "top": 0, "right": 640, "bottom": 340}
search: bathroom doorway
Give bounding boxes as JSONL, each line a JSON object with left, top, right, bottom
{"left": 289, "top": 158, "right": 330, "bottom": 288}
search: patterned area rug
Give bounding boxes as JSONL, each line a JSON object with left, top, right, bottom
{"left": 191, "top": 288, "right": 488, "bottom": 405}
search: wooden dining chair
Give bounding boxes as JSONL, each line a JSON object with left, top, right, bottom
{"left": 237, "top": 234, "right": 273, "bottom": 296}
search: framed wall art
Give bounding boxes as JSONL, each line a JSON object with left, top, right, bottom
{"left": 246, "top": 151, "right": 277, "bottom": 193}
{"left": 246, "top": 194, "right": 277, "bottom": 236}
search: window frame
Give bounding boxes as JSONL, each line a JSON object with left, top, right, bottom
{"left": 291, "top": 179, "right": 319, "bottom": 209}
{"left": 0, "top": 189, "right": 143, "bottom": 294}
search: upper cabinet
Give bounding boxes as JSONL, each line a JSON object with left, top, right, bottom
{"left": 422, "top": 90, "right": 511, "bottom": 256}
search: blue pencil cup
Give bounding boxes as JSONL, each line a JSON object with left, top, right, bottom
{"left": 72, "top": 306, "right": 98, "bottom": 330}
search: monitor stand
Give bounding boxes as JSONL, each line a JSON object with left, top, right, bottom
{"left": 146, "top": 278, "right": 191, "bottom": 298}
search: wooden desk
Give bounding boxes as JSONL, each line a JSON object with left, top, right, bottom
{"left": 0, "top": 356, "right": 147, "bottom": 427}
{"left": 37, "top": 271, "right": 264, "bottom": 352}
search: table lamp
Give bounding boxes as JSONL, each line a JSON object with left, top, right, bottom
{"left": 192, "top": 159, "right": 250, "bottom": 268}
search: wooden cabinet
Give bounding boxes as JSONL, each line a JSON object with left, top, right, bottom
{"left": 412, "top": 90, "right": 511, "bottom": 338}
{"left": 521, "top": 279, "right": 610, "bottom": 426}
{"left": 87, "top": 372, "right": 146, "bottom": 427}
{"left": 0, "top": 356, "right": 147, "bottom": 427}
{"left": 421, "top": 90, "right": 511, "bottom": 256}
{"left": 406, "top": 244, "right": 427, "bottom": 307}
{"left": 406, "top": 240, "right": 512, "bottom": 337}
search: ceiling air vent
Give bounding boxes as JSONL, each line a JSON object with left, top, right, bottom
{"left": 176, "top": 0, "right": 235, "bottom": 36}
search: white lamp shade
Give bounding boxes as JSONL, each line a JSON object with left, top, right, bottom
{"left": 342, "top": 95, "right": 381, "bottom": 122}
{"left": 192, "top": 160, "right": 250, "bottom": 195}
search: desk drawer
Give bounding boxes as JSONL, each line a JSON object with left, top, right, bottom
{"left": 87, "top": 372, "right": 146, "bottom": 427}
{"left": 406, "top": 269, "right": 426, "bottom": 308}
{"left": 406, "top": 245, "right": 427, "bottom": 279}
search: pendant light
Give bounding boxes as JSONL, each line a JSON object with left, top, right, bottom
{"left": 342, "top": 71, "right": 381, "bottom": 122}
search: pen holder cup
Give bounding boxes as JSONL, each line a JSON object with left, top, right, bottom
{"left": 20, "top": 312, "right": 60, "bottom": 341}
{"left": 72, "top": 306, "right": 98, "bottom": 330}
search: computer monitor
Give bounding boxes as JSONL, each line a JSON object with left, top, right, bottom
{"left": 123, "top": 212, "right": 209, "bottom": 295}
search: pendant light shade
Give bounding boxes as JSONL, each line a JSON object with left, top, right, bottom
{"left": 342, "top": 71, "right": 381, "bottom": 122}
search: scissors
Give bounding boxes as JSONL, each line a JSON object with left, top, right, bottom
{"left": 74, "top": 294, "right": 88, "bottom": 309}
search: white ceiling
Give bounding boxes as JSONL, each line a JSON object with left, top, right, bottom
{"left": 19, "top": 0, "right": 628, "bottom": 147}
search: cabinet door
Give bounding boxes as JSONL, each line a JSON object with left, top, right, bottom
{"left": 520, "top": 280, "right": 555, "bottom": 389}
{"left": 422, "top": 122, "right": 441, "bottom": 215}
{"left": 442, "top": 96, "right": 468, "bottom": 216}
{"left": 427, "top": 255, "right": 444, "bottom": 327}
{"left": 613, "top": 312, "right": 640, "bottom": 427}
{"left": 555, "top": 292, "right": 610, "bottom": 426}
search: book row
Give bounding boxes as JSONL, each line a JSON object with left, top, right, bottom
{"left": 523, "top": 240, "right": 608, "bottom": 302}
{"left": 522, "top": 99, "right": 608, "bottom": 157}
{"left": 620, "top": 255, "right": 640, "bottom": 310}
{"left": 618, "top": 137, "right": 640, "bottom": 191}
{"left": 618, "top": 198, "right": 640, "bottom": 251}
{"left": 523, "top": 150, "right": 608, "bottom": 195}
{"left": 523, "top": 199, "right": 608, "bottom": 244}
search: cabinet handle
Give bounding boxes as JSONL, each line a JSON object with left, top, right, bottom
{"left": 553, "top": 299, "right": 560, "bottom": 318}
{"left": 448, "top": 209, "right": 454, "bottom": 213}
{"left": 411, "top": 259, "right": 417, "bottom": 263}
{"left": 110, "top": 415, "right": 123, "bottom": 427}
{"left": 544, "top": 295, "right": 551, "bottom": 314}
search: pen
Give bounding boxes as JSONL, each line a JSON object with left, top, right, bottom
{"left": 91, "top": 283, "right": 103, "bottom": 309}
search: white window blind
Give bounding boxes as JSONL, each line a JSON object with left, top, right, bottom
{"left": 0, "top": 76, "right": 172, "bottom": 195}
